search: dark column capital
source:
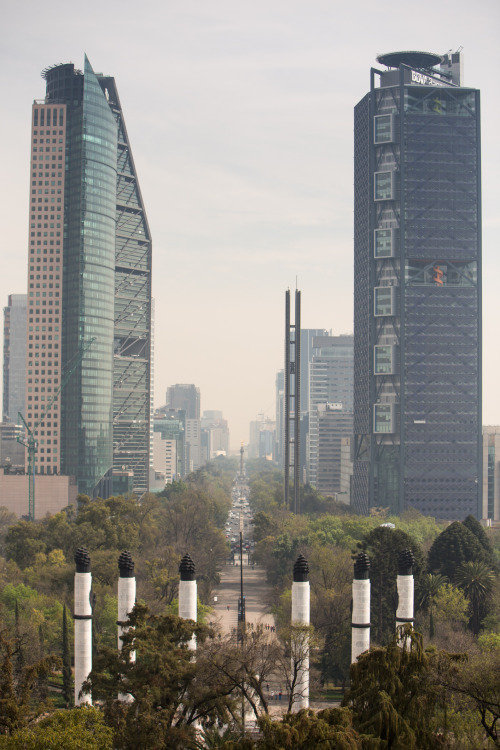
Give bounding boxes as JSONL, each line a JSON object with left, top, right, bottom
{"left": 293, "top": 554, "right": 309, "bottom": 582}
{"left": 179, "top": 553, "right": 196, "bottom": 581}
{"left": 354, "top": 551, "right": 371, "bottom": 580}
{"left": 118, "top": 550, "right": 135, "bottom": 578}
{"left": 398, "top": 548, "right": 415, "bottom": 576}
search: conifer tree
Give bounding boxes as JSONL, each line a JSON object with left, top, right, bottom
{"left": 462, "top": 514, "right": 496, "bottom": 567}
{"left": 62, "top": 604, "right": 73, "bottom": 707}
{"left": 344, "top": 627, "right": 444, "bottom": 749}
{"left": 427, "top": 521, "right": 484, "bottom": 582}
{"left": 38, "top": 624, "right": 48, "bottom": 701}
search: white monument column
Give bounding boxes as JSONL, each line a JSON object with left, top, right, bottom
{"left": 117, "top": 551, "right": 136, "bottom": 651}
{"left": 74, "top": 547, "right": 92, "bottom": 706}
{"left": 351, "top": 552, "right": 371, "bottom": 663}
{"left": 118, "top": 551, "right": 136, "bottom": 702}
{"left": 396, "top": 548, "right": 415, "bottom": 643}
{"left": 291, "top": 554, "right": 310, "bottom": 711}
{"left": 178, "top": 553, "right": 197, "bottom": 651}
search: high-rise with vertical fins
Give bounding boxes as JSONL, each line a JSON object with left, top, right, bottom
{"left": 26, "top": 56, "right": 152, "bottom": 497}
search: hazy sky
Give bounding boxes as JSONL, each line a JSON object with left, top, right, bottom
{"left": 1, "top": 0, "right": 499, "bottom": 448}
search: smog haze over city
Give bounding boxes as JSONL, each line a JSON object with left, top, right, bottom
{"left": 2, "top": 0, "right": 499, "bottom": 448}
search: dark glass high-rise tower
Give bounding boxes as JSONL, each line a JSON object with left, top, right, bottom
{"left": 26, "top": 56, "right": 152, "bottom": 497}
{"left": 352, "top": 51, "right": 482, "bottom": 520}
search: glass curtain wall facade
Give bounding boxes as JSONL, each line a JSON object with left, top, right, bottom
{"left": 45, "top": 57, "right": 116, "bottom": 497}
{"left": 352, "top": 52, "right": 482, "bottom": 520}
{"left": 96, "top": 75, "right": 152, "bottom": 496}
{"left": 28, "top": 56, "right": 152, "bottom": 497}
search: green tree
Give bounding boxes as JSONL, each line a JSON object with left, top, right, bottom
{"left": 251, "top": 511, "right": 278, "bottom": 544}
{"left": 427, "top": 521, "right": 485, "bottom": 582}
{"left": 62, "top": 604, "right": 72, "bottom": 708}
{"left": 254, "top": 707, "right": 367, "bottom": 749}
{"left": 455, "top": 560, "right": 497, "bottom": 635}
{"left": 41, "top": 512, "right": 75, "bottom": 561}
{"left": 4, "top": 521, "right": 45, "bottom": 570}
{"left": 432, "top": 582, "right": 469, "bottom": 630}
{"left": 84, "top": 604, "right": 235, "bottom": 749}
{"left": 433, "top": 642, "right": 500, "bottom": 746}
{"left": 344, "top": 626, "right": 449, "bottom": 749}
{"left": 0, "top": 507, "right": 17, "bottom": 554}
{"left": 417, "top": 573, "right": 448, "bottom": 639}
{"left": 308, "top": 546, "right": 352, "bottom": 688}
{"left": 478, "top": 632, "right": 500, "bottom": 651}
{"left": 0, "top": 583, "right": 38, "bottom": 610}
{"left": 0, "top": 629, "right": 60, "bottom": 735}
{"left": 462, "top": 514, "right": 496, "bottom": 563}
{"left": 0, "top": 706, "right": 113, "bottom": 750}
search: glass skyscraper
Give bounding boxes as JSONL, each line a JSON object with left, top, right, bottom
{"left": 26, "top": 56, "right": 152, "bottom": 497}
{"left": 3, "top": 294, "right": 27, "bottom": 423}
{"left": 352, "top": 51, "right": 482, "bottom": 521}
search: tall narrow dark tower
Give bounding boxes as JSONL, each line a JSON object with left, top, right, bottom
{"left": 352, "top": 50, "right": 482, "bottom": 520}
{"left": 284, "top": 289, "right": 301, "bottom": 512}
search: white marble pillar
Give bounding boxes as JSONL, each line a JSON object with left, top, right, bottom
{"left": 291, "top": 554, "right": 310, "bottom": 711}
{"left": 179, "top": 553, "right": 197, "bottom": 651}
{"left": 396, "top": 548, "right": 415, "bottom": 646}
{"left": 74, "top": 547, "right": 92, "bottom": 706}
{"left": 351, "top": 552, "right": 371, "bottom": 663}
{"left": 118, "top": 551, "right": 136, "bottom": 702}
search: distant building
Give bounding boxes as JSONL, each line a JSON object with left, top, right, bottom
{"left": 275, "top": 370, "right": 285, "bottom": 465}
{"left": 248, "top": 415, "right": 276, "bottom": 460}
{"left": 259, "top": 430, "right": 275, "bottom": 461}
{"left": 201, "top": 411, "right": 230, "bottom": 459}
{"left": 276, "top": 329, "right": 330, "bottom": 471}
{"left": 166, "top": 384, "right": 200, "bottom": 419}
{"left": 0, "top": 469, "right": 77, "bottom": 519}
{"left": 3, "top": 294, "right": 27, "bottom": 423}
{"left": 153, "top": 410, "right": 185, "bottom": 479}
{"left": 482, "top": 427, "right": 500, "bottom": 522}
{"left": 185, "top": 418, "right": 201, "bottom": 473}
{"left": 300, "top": 329, "right": 329, "bottom": 416}
{"left": 150, "top": 430, "right": 175, "bottom": 491}
{"left": 159, "top": 385, "right": 203, "bottom": 476}
{"left": 0, "top": 422, "right": 25, "bottom": 470}
{"left": 315, "top": 404, "right": 353, "bottom": 497}
{"left": 339, "top": 436, "right": 353, "bottom": 504}
{"left": 308, "top": 334, "right": 354, "bottom": 486}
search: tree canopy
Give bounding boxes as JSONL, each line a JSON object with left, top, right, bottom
{"left": 427, "top": 521, "right": 486, "bottom": 582}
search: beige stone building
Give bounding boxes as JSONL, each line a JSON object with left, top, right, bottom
{"left": 0, "top": 470, "right": 77, "bottom": 519}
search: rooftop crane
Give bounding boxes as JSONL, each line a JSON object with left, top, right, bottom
{"left": 17, "top": 337, "right": 96, "bottom": 521}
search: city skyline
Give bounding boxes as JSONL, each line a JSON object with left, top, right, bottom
{"left": 2, "top": 1, "right": 499, "bottom": 448}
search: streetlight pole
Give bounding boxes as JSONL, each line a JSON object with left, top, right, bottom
{"left": 238, "top": 510, "right": 245, "bottom": 736}
{"left": 238, "top": 511, "right": 245, "bottom": 633}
